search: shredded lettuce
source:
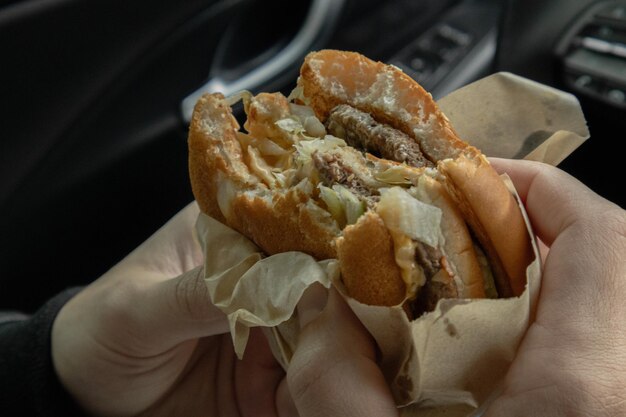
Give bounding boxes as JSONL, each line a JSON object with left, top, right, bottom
{"left": 247, "top": 146, "right": 276, "bottom": 188}
{"left": 226, "top": 90, "right": 253, "bottom": 113}
{"left": 294, "top": 135, "right": 347, "bottom": 165}
{"left": 376, "top": 187, "right": 442, "bottom": 248}
{"left": 318, "top": 184, "right": 365, "bottom": 226}
{"left": 289, "top": 103, "right": 326, "bottom": 137}
{"left": 376, "top": 187, "right": 442, "bottom": 294}
{"left": 275, "top": 118, "right": 305, "bottom": 135}
{"left": 303, "top": 116, "right": 326, "bottom": 137}
{"left": 289, "top": 103, "right": 316, "bottom": 119}
{"left": 238, "top": 132, "right": 289, "bottom": 157}
{"left": 256, "top": 138, "right": 290, "bottom": 156}
{"left": 271, "top": 169, "right": 295, "bottom": 189}
{"left": 336, "top": 185, "right": 365, "bottom": 225}
{"left": 318, "top": 185, "right": 344, "bottom": 223}
{"left": 287, "top": 85, "right": 310, "bottom": 104}
{"left": 275, "top": 115, "right": 325, "bottom": 139}
{"left": 216, "top": 172, "right": 237, "bottom": 219}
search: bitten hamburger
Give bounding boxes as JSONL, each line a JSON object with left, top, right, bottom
{"left": 188, "top": 50, "right": 533, "bottom": 318}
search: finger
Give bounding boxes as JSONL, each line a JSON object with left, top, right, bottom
{"left": 121, "top": 202, "right": 204, "bottom": 280}
{"left": 273, "top": 283, "right": 327, "bottom": 417}
{"left": 236, "top": 328, "right": 288, "bottom": 417}
{"left": 122, "top": 266, "right": 230, "bottom": 352}
{"left": 288, "top": 289, "right": 398, "bottom": 417}
{"left": 297, "top": 283, "right": 329, "bottom": 326}
{"left": 276, "top": 378, "right": 299, "bottom": 417}
{"left": 488, "top": 158, "right": 614, "bottom": 246}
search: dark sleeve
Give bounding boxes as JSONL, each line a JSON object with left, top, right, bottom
{"left": 0, "top": 288, "right": 85, "bottom": 416}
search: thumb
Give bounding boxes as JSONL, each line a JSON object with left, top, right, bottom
{"left": 488, "top": 158, "right": 616, "bottom": 246}
{"left": 288, "top": 289, "right": 398, "bottom": 417}
{"left": 130, "top": 266, "right": 229, "bottom": 349}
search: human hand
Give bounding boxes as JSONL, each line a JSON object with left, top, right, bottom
{"left": 51, "top": 202, "right": 398, "bottom": 417}
{"left": 484, "top": 159, "right": 626, "bottom": 416}
{"left": 52, "top": 202, "right": 292, "bottom": 416}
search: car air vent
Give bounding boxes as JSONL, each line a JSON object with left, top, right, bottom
{"left": 556, "top": 1, "right": 626, "bottom": 109}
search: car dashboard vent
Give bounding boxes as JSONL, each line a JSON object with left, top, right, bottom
{"left": 556, "top": 1, "right": 626, "bottom": 109}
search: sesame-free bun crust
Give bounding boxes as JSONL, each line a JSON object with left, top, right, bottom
{"left": 439, "top": 154, "right": 532, "bottom": 297}
{"left": 337, "top": 212, "right": 406, "bottom": 306}
{"left": 300, "top": 50, "right": 467, "bottom": 162}
{"left": 188, "top": 93, "right": 250, "bottom": 223}
{"left": 188, "top": 93, "right": 338, "bottom": 260}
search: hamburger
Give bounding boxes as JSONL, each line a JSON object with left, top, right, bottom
{"left": 188, "top": 50, "right": 533, "bottom": 318}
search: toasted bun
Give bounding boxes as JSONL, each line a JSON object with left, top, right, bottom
{"left": 337, "top": 212, "right": 406, "bottom": 306}
{"left": 439, "top": 154, "right": 532, "bottom": 296}
{"left": 188, "top": 93, "right": 250, "bottom": 223}
{"left": 189, "top": 93, "right": 339, "bottom": 260}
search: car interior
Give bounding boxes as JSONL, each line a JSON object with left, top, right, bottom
{"left": 2, "top": 0, "right": 625, "bottom": 312}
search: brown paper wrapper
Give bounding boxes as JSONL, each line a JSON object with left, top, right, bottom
{"left": 438, "top": 72, "right": 589, "bottom": 165}
{"left": 197, "top": 72, "right": 589, "bottom": 416}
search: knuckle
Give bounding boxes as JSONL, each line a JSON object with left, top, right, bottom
{"left": 97, "top": 279, "right": 146, "bottom": 333}
{"left": 100, "top": 280, "right": 137, "bottom": 319}
{"left": 173, "top": 267, "right": 211, "bottom": 321}
{"left": 599, "top": 208, "right": 626, "bottom": 240}
{"left": 577, "top": 202, "right": 626, "bottom": 235}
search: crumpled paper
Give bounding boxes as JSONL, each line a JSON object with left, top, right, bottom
{"left": 196, "top": 72, "right": 589, "bottom": 416}
{"left": 196, "top": 215, "right": 339, "bottom": 359}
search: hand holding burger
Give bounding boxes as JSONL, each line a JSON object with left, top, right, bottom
{"left": 49, "top": 202, "right": 399, "bottom": 417}
{"left": 481, "top": 159, "right": 626, "bottom": 417}
{"left": 48, "top": 160, "right": 626, "bottom": 417}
